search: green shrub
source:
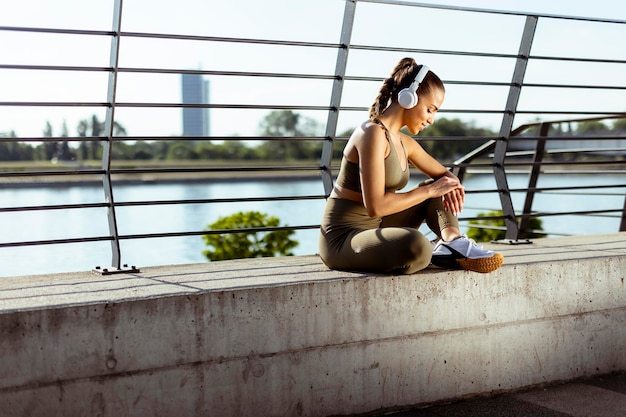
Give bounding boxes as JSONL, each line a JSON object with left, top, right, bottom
{"left": 202, "top": 211, "right": 298, "bottom": 261}
{"left": 467, "top": 210, "right": 546, "bottom": 242}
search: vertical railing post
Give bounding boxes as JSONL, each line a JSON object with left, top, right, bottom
{"left": 493, "top": 15, "right": 538, "bottom": 241}
{"left": 320, "top": 0, "right": 357, "bottom": 196}
{"left": 95, "top": 0, "right": 138, "bottom": 274}
{"left": 519, "top": 121, "right": 549, "bottom": 239}
{"left": 620, "top": 192, "right": 626, "bottom": 232}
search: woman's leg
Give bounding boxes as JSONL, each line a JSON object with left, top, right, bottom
{"left": 423, "top": 195, "right": 461, "bottom": 241}
{"left": 381, "top": 192, "right": 460, "bottom": 241}
{"left": 320, "top": 226, "right": 432, "bottom": 274}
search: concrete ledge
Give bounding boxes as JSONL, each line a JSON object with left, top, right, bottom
{"left": 1, "top": 233, "right": 625, "bottom": 416}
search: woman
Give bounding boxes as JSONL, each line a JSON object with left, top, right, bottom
{"left": 318, "top": 57, "right": 503, "bottom": 274}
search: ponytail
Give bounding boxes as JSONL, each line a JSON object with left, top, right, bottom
{"left": 369, "top": 57, "right": 444, "bottom": 121}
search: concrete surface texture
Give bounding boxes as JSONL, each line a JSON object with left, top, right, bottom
{"left": 0, "top": 233, "right": 625, "bottom": 417}
{"left": 392, "top": 372, "right": 626, "bottom": 417}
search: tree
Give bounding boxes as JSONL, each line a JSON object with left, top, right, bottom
{"left": 466, "top": 210, "right": 545, "bottom": 242}
{"left": 257, "top": 110, "right": 322, "bottom": 160}
{"left": 55, "top": 120, "right": 74, "bottom": 161}
{"left": 166, "top": 141, "right": 198, "bottom": 160}
{"left": 130, "top": 141, "right": 156, "bottom": 160}
{"left": 576, "top": 120, "right": 609, "bottom": 134}
{"left": 42, "top": 121, "right": 59, "bottom": 160}
{"left": 77, "top": 114, "right": 128, "bottom": 161}
{"left": 612, "top": 118, "right": 626, "bottom": 131}
{"left": 419, "top": 118, "right": 495, "bottom": 162}
{"left": 0, "top": 131, "right": 36, "bottom": 161}
{"left": 202, "top": 211, "right": 298, "bottom": 261}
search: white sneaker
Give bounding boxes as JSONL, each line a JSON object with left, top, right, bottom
{"left": 432, "top": 235, "right": 504, "bottom": 273}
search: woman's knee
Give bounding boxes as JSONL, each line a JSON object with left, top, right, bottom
{"left": 391, "top": 230, "right": 431, "bottom": 273}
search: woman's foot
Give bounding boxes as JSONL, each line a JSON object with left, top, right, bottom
{"left": 431, "top": 235, "right": 504, "bottom": 273}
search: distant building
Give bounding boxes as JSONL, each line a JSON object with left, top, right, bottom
{"left": 181, "top": 73, "right": 210, "bottom": 137}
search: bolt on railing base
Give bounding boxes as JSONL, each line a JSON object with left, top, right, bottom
{"left": 92, "top": 264, "right": 141, "bottom": 275}
{"left": 491, "top": 239, "right": 533, "bottom": 245}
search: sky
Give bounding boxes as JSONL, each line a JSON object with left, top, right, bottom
{"left": 1, "top": 0, "right": 625, "bottom": 140}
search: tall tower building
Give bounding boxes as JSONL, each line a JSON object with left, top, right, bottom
{"left": 181, "top": 73, "right": 210, "bottom": 137}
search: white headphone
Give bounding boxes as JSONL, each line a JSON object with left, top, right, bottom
{"left": 397, "top": 65, "right": 430, "bottom": 109}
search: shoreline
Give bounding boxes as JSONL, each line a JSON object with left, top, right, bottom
{"left": 1, "top": 165, "right": 624, "bottom": 189}
{"left": 0, "top": 171, "right": 326, "bottom": 188}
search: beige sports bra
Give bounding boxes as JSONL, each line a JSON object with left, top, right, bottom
{"left": 335, "top": 123, "right": 410, "bottom": 193}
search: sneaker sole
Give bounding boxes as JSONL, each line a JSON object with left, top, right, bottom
{"left": 432, "top": 253, "right": 504, "bottom": 273}
{"left": 458, "top": 253, "right": 504, "bottom": 273}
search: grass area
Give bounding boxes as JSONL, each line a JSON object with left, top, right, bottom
{"left": 0, "top": 159, "right": 329, "bottom": 172}
{"left": 0, "top": 159, "right": 332, "bottom": 184}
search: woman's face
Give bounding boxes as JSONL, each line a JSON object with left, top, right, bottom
{"left": 404, "top": 88, "right": 445, "bottom": 135}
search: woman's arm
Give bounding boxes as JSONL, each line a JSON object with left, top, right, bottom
{"left": 404, "top": 136, "right": 466, "bottom": 215}
{"left": 355, "top": 126, "right": 463, "bottom": 217}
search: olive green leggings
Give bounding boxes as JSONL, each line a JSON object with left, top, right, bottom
{"left": 318, "top": 188, "right": 459, "bottom": 274}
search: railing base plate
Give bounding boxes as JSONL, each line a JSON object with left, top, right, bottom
{"left": 92, "top": 264, "right": 141, "bottom": 275}
{"left": 491, "top": 239, "right": 533, "bottom": 245}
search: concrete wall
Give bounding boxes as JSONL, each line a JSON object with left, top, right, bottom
{"left": 1, "top": 234, "right": 625, "bottom": 416}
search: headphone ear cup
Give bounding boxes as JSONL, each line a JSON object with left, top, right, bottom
{"left": 397, "top": 88, "right": 418, "bottom": 109}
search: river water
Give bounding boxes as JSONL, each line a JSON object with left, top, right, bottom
{"left": 1, "top": 173, "right": 624, "bottom": 277}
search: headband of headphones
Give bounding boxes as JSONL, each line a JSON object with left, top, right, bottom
{"left": 397, "top": 64, "right": 430, "bottom": 109}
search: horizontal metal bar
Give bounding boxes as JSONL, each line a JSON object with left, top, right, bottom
{"left": 348, "top": 43, "right": 519, "bottom": 59}
{"left": 115, "top": 103, "right": 334, "bottom": 111}
{"left": 0, "top": 102, "right": 109, "bottom": 107}
{"left": 118, "top": 224, "right": 322, "bottom": 241}
{"left": 0, "top": 25, "right": 341, "bottom": 49}
{"left": 0, "top": 64, "right": 112, "bottom": 72}
{"left": 1, "top": 101, "right": 622, "bottom": 118}
{"left": 514, "top": 110, "right": 626, "bottom": 116}
{"left": 119, "top": 67, "right": 340, "bottom": 80}
{"left": 0, "top": 25, "right": 114, "bottom": 36}
{"left": 0, "top": 236, "right": 113, "bottom": 248}
{"left": 522, "top": 83, "right": 626, "bottom": 90}
{"left": 350, "top": 44, "right": 626, "bottom": 66}
{"left": 0, "top": 224, "right": 322, "bottom": 249}
{"left": 528, "top": 54, "right": 626, "bottom": 65}
{"left": 517, "top": 208, "right": 623, "bottom": 218}
{"left": 503, "top": 161, "right": 626, "bottom": 168}
{"left": 509, "top": 184, "right": 626, "bottom": 193}
{"left": 461, "top": 183, "right": 626, "bottom": 197}
{"left": 0, "top": 170, "right": 104, "bottom": 178}
{"left": 0, "top": 202, "right": 108, "bottom": 213}
{"left": 0, "top": 135, "right": 334, "bottom": 143}
{"left": 0, "top": 166, "right": 325, "bottom": 180}
{"left": 10, "top": 156, "right": 625, "bottom": 180}
{"left": 339, "top": 106, "right": 507, "bottom": 114}
{"left": 0, "top": 195, "right": 326, "bottom": 213}
{"left": 118, "top": 135, "right": 331, "bottom": 142}
{"left": 0, "top": 136, "right": 105, "bottom": 143}
{"left": 108, "top": 166, "right": 323, "bottom": 175}
{"left": 512, "top": 114, "right": 626, "bottom": 135}
{"left": 442, "top": 80, "right": 626, "bottom": 90}
{"left": 120, "top": 31, "right": 341, "bottom": 49}
{"left": 458, "top": 208, "right": 623, "bottom": 225}
{"left": 510, "top": 136, "right": 626, "bottom": 142}
{"left": 114, "top": 195, "right": 327, "bottom": 208}
{"left": 0, "top": 64, "right": 340, "bottom": 81}
{"left": 0, "top": 102, "right": 334, "bottom": 111}
{"left": 542, "top": 191, "right": 626, "bottom": 197}
{"left": 357, "top": 0, "right": 626, "bottom": 24}
{"left": 4, "top": 66, "right": 623, "bottom": 92}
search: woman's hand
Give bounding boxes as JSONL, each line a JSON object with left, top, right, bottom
{"left": 443, "top": 187, "right": 465, "bottom": 215}
{"left": 429, "top": 175, "right": 465, "bottom": 215}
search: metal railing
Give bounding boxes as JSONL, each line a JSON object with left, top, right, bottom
{"left": 1, "top": 0, "right": 625, "bottom": 274}
{"left": 452, "top": 114, "right": 626, "bottom": 241}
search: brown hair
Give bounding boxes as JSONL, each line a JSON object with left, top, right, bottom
{"left": 369, "top": 57, "right": 445, "bottom": 121}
